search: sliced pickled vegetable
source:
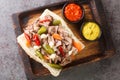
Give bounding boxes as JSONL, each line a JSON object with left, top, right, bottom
{"left": 38, "top": 26, "right": 47, "bottom": 35}
{"left": 35, "top": 50, "right": 43, "bottom": 59}
{"left": 52, "top": 20, "right": 61, "bottom": 25}
{"left": 43, "top": 44, "right": 55, "bottom": 54}
{"left": 52, "top": 33, "right": 62, "bottom": 40}
{"left": 73, "top": 41, "right": 82, "bottom": 52}
{"left": 48, "top": 63, "right": 62, "bottom": 69}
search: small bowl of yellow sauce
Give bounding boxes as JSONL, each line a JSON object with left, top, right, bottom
{"left": 80, "top": 21, "right": 102, "bottom": 41}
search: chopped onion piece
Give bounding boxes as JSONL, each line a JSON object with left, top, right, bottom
{"left": 40, "top": 34, "right": 48, "bottom": 39}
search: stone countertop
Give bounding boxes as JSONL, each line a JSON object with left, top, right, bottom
{"left": 0, "top": 0, "right": 120, "bottom": 80}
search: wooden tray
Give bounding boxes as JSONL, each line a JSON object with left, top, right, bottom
{"left": 12, "top": 0, "right": 115, "bottom": 79}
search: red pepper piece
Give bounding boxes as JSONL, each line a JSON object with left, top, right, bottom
{"left": 24, "top": 33, "right": 31, "bottom": 42}
{"left": 39, "top": 19, "right": 51, "bottom": 23}
{"left": 33, "top": 34, "right": 40, "bottom": 46}
{"left": 24, "top": 33, "right": 31, "bottom": 47}
{"left": 59, "top": 46, "right": 65, "bottom": 57}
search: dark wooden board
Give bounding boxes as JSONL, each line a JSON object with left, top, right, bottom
{"left": 12, "top": 0, "right": 115, "bottom": 79}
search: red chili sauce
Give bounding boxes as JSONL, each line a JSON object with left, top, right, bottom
{"left": 64, "top": 3, "right": 83, "bottom": 22}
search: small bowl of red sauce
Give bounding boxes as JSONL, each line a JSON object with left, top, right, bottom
{"left": 62, "top": 2, "right": 84, "bottom": 23}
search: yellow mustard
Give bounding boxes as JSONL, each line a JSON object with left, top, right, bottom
{"left": 82, "top": 22, "right": 101, "bottom": 41}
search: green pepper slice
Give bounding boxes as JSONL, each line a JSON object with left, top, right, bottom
{"left": 52, "top": 20, "right": 61, "bottom": 25}
{"left": 35, "top": 50, "right": 43, "bottom": 59}
{"left": 48, "top": 63, "right": 62, "bottom": 69}
{"left": 43, "top": 44, "right": 54, "bottom": 54}
{"left": 38, "top": 26, "right": 47, "bottom": 35}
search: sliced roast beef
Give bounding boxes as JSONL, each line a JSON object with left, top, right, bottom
{"left": 54, "top": 56, "right": 61, "bottom": 64}
{"left": 71, "top": 46, "right": 78, "bottom": 55}
{"left": 39, "top": 15, "right": 53, "bottom": 27}
{"left": 66, "top": 44, "right": 72, "bottom": 51}
{"left": 58, "top": 27, "right": 70, "bottom": 37}
{"left": 33, "top": 23, "right": 40, "bottom": 32}
{"left": 44, "top": 15, "right": 53, "bottom": 22}
{"left": 55, "top": 40, "right": 62, "bottom": 47}
{"left": 60, "top": 56, "right": 71, "bottom": 66}
{"left": 64, "top": 36, "right": 72, "bottom": 44}
{"left": 48, "top": 26, "right": 58, "bottom": 34}
{"left": 48, "top": 35, "right": 55, "bottom": 47}
{"left": 58, "top": 26, "right": 64, "bottom": 33}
